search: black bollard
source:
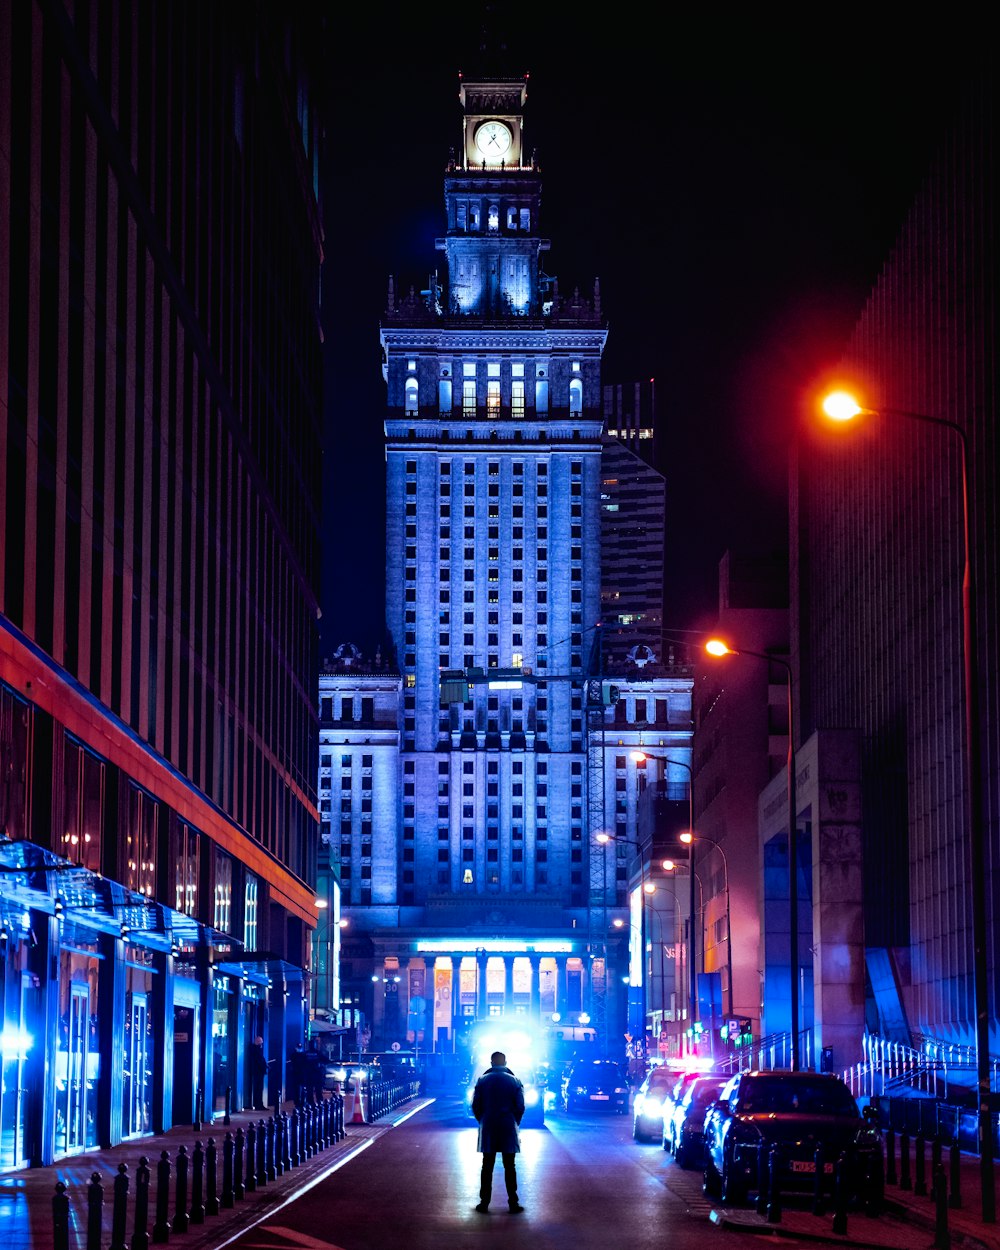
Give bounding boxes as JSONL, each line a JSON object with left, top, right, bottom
{"left": 266, "top": 1114, "right": 277, "bottom": 1180}
{"left": 221, "top": 1133, "right": 235, "bottom": 1209}
{"left": 53, "top": 1182, "right": 70, "bottom": 1250}
{"left": 831, "top": 1152, "right": 848, "bottom": 1236}
{"left": 301, "top": 1105, "right": 311, "bottom": 1160}
{"left": 864, "top": 1149, "right": 884, "bottom": 1218}
{"left": 190, "top": 1140, "right": 205, "bottom": 1224}
{"left": 256, "top": 1117, "right": 268, "bottom": 1186}
{"left": 245, "top": 1121, "right": 257, "bottom": 1193}
{"left": 193, "top": 1083, "right": 202, "bottom": 1132}
{"left": 224, "top": 1085, "right": 232, "bottom": 1126}
{"left": 152, "top": 1151, "right": 171, "bottom": 1243}
{"left": 931, "top": 1136, "right": 942, "bottom": 1200}
{"left": 173, "top": 1145, "right": 189, "bottom": 1233}
{"left": 281, "top": 1110, "right": 291, "bottom": 1172}
{"left": 234, "top": 1127, "right": 246, "bottom": 1200}
{"left": 914, "top": 1133, "right": 927, "bottom": 1196}
{"left": 948, "top": 1140, "right": 962, "bottom": 1209}
{"left": 274, "top": 1114, "right": 284, "bottom": 1177}
{"left": 134, "top": 1157, "right": 151, "bottom": 1250}
{"left": 812, "top": 1144, "right": 825, "bottom": 1216}
{"left": 290, "top": 1106, "right": 300, "bottom": 1167}
{"left": 755, "top": 1141, "right": 769, "bottom": 1216}
{"left": 933, "top": 1163, "right": 951, "bottom": 1249}
{"left": 111, "top": 1163, "right": 129, "bottom": 1250}
{"left": 206, "top": 1138, "right": 220, "bottom": 1216}
{"left": 885, "top": 1127, "right": 897, "bottom": 1186}
{"left": 87, "top": 1173, "right": 104, "bottom": 1250}
{"left": 766, "top": 1145, "right": 782, "bottom": 1223}
{"left": 899, "top": 1130, "right": 912, "bottom": 1190}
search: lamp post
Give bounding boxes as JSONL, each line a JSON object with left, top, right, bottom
{"left": 631, "top": 751, "right": 698, "bottom": 1050}
{"left": 654, "top": 869, "right": 704, "bottom": 1047}
{"left": 670, "top": 830, "right": 732, "bottom": 1046}
{"left": 641, "top": 883, "right": 677, "bottom": 1057}
{"left": 706, "top": 639, "right": 799, "bottom": 1071}
{"left": 820, "top": 390, "right": 993, "bottom": 1222}
{"left": 595, "top": 831, "right": 612, "bottom": 1055}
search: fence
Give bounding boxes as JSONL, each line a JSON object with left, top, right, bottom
{"left": 52, "top": 1093, "right": 362, "bottom": 1250}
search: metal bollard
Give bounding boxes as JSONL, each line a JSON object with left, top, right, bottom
{"left": 281, "top": 1110, "right": 291, "bottom": 1171}
{"left": 766, "top": 1144, "right": 782, "bottom": 1223}
{"left": 221, "top": 1133, "right": 235, "bottom": 1209}
{"left": 301, "top": 1105, "right": 311, "bottom": 1160}
{"left": 885, "top": 1127, "right": 897, "bottom": 1186}
{"left": 256, "top": 1118, "right": 268, "bottom": 1185}
{"left": 933, "top": 1163, "right": 951, "bottom": 1249}
{"left": 134, "top": 1157, "right": 151, "bottom": 1250}
{"left": 224, "top": 1085, "right": 232, "bottom": 1126}
{"left": 831, "top": 1152, "right": 848, "bottom": 1236}
{"left": 152, "top": 1151, "right": 171, "bottom": 1243}
{"left": 914, "top": 1133, "right": 927, "bottom": 1196}
{"left": 266, "top": 1114, "right": 277, "bottom": 1180}
{"left": 245, "top": 1121, "right": 257, "bottom": 1193}
{"left": 290, "top": 1106, "right": 300, "bottom": 1166}
{"left": 53, "top": 1181, "right": 70, "bottom": 1250}
{"left": 193, "top": 1083, "right": 203, "bottom": 1132}
{"left": 173, "top": 1145, "right": 189, "bottom": 1233}
{"left": 755, "top": 1141, "right": 769, "bottom": 1216}
{"left": 273, "top": 1113, "right": 284, "bottom": 1176}
{"left": 899, "top": 1130, "right": 912, "bottom": 1190}
{"left": 931, "top": 1135, "right": 942, "bottom": 1200}
{"left": 812, "top": 1144, "right": 825, "bottom": 1216}
{"left": 206, "top": 1137, "right": 220, "bottom": 1216}
{"left": 87, "top": 1173, "right": 105, "bottom": 1250}
{"left": 190, "top": 1140, "right": 205, "bottom": 1224}
{"left": 234, "top": 1127, "right": 245, "bottom": 1201}
{"left": 948, "top": 1139, "right": 962, "bottom": 1209}
{"left": 111, "top": 1163, "right": 129, "bottom": 1250}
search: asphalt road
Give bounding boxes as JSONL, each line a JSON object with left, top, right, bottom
{"left": 223, "top": 1092, "right": 767, "bottom": 1250}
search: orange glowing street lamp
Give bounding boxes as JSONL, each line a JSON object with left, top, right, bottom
{"left": 706, "top": 636, "right": 799, "bottom": 1071}
{"left": 818, "top": 387, "right": 993, "bottom": 1222}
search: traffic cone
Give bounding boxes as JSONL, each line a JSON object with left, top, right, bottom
{"left": 350, "top": 1084, "right": 366, "bottom": 1124}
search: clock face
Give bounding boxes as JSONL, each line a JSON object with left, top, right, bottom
{"left": 474, "top": 120, "right": 512, "bottom": 158}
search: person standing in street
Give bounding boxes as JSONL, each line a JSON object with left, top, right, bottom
{"left": 249, "top": 1035, "right": 267, "bottom": 1110}
{"left": 471, "top": 1050, "right": 525, "bottom": 1214}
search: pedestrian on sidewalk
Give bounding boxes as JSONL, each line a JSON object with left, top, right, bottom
{"left": 471, "top": 1050, "right": 525, "bottom": 1214}
{"left": 250, "top": 1036, "right": 268, "bottom": 1110}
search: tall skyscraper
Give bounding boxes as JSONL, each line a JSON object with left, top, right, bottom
{"left": 0, "top": 2, "right": 323, "bottom": 1166}
{"left": 319, "top": 69, "right": 691, "bottom": 1062}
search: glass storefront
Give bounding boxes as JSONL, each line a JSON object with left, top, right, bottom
{"left": 55, "top": 936, "right": 101, "bottom": 1155}
{"left": 212, "top": 975, "right": 234, "bottom": 1114}
{"left": 0, "top": 938, "right": 32, "bottom": 1169}
{"left": 123, "top": 946, "right": 156, "bottom": 1138}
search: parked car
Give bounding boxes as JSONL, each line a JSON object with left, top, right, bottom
{"left": 664, "top": 1075, "right": 729, "bottom": 1165}
{"left": 631, "top": 1066, "right": 677, "bottom": 1141}
{"left": 661, "top": 1067, "right": 712, "bottom": 1137}
{"left": 702, "top": 1071, "right": 884, "bottom": 1209}
{"left": 464, "top": 1066, "right": 546, "bottom": 1127}
{"left": 560, "top": 1059, "right": 629, "bottom": 1113}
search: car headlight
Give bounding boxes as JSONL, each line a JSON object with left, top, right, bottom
{"left": 641, "top": 1096, "right": 662, "bottom": 1115}
{"left": 614, "top": 1087, "right": 627, "bottom": 1094}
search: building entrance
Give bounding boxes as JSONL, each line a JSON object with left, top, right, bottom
{"left": 56, "top": 982, "right": 95, "bottom": 1154}
{"left": 172, "top": 993, "right": 200, "bottom": 1126}
{"left": 0, "top": 970, "right": 31, "bottom": 1168}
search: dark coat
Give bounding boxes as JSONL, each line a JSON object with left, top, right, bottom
{"left": 472, "top": 1065, "right": 524, "bottom": 1154}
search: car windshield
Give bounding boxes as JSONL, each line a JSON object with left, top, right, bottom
{"left": 739, "top": 1078, "right": 859, "bottom": 1116}
{"left": 688, "top": 1080, "right": 727, "bottom": 1109}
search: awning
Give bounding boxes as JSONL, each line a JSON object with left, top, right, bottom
{"left": 0, "top": 838, "right": 240, "bottom": 955}
{"left": 215, "top": 952, "right": 306, "bottom": 987}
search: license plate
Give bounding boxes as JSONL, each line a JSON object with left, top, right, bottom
{"left": 791, "top": 1160, "right": 834, "bottom": 1174}
{"left": 590, "top": 1094, "right": 610, "bottom": 1100}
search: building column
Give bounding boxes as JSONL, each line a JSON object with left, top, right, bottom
{"left": 529, "top": 956, "right": 541, "bottom": 1021}
{"left": 476, "top": 949, "right": 488, "bottom": 1020}
{"left": 503, "top": 956, "right": 515, "bottom": 1014}
{"left": 556, "top": 956, "right": 569, "bottom": 1016}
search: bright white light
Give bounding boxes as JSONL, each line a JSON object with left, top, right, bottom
{"left": 822, "top": 390, "right": 863, "bottom": 421}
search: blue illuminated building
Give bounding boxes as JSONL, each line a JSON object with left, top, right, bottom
{"left": 317, "top": 71, "right": 692, "bottom": 1065}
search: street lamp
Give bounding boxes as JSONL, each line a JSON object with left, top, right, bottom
{"left": 631, "top": 751, "right": 698, "bottom": 1048}
{"left": 706, "top": 637, "right": 800, "bottom": 1071}
{"left": 679, "top": 832, "right": 732, "bottom": 1024}
{"left": 653, "top": 871, "right": 704, "bottom": 1047}
{"left": 820, "top": 388, "right": 994, "bottom": 1222}
{"left": 595, "top": 831, "right": 613, "bottom": 1054}
{"left": 642, "top": 883, "right": 678, "bottom": 1057}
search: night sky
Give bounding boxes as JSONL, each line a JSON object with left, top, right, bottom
{"left": 318, "top": 7, "right": 983, "bottom": 659}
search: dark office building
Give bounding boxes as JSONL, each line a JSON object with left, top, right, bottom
{"left": 792, "top": 77, "right": 997, "bottom": 1062}
{"left": 0, "top": 1, "right": 323, "bottom": 1166}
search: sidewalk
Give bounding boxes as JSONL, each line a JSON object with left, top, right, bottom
{"left": 0, "top": 1097, "right": 429, "bottom": 1250}
{"left": 707, "top": 1147, "right": 1000, "bottom": 1250}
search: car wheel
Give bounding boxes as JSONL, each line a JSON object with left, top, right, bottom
{"left": 703, "top": 1155, "right": 722, "bottom": 1200}
{"left": 675, "top": 1141, "right": 688, "bottom": 1169}
{"left": 721, "top": 1149, "right": 746, "bottom": 1207}
{"left": 662, "top": 1130, "right": 670, "bottom": 1152}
